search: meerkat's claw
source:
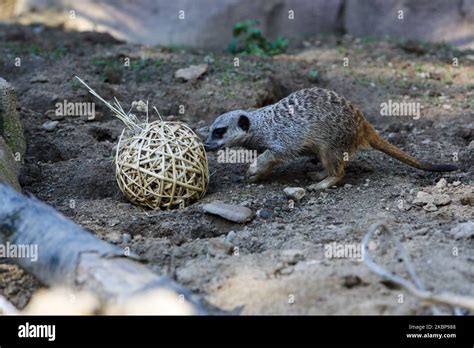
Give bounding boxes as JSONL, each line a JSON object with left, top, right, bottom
{"left": 246, "top": 165, "right": 270, "bottom": 182}
{"left": 308, "top": 176, "right": 342, "bottom": 191}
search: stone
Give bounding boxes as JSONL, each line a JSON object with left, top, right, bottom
{"left": 257, "top": 209, "right": 272, "bottom": 219}
{"left": 224, "top": 230, "right": 236, "bottom": 243}
{"left": 283, "top": 187, "right": 306, "bottom": 201}
{"left": 432, "top": 194, "right": 451, "bottom": 206}
{"left": 175, "top": 64, "right": 208, "bottom": 81}
{"left": 42, "top": 120, "right": 59, "bottom": 131}
{"left": 280, "top": 249, "right": 304, "bottom": 265}
{"left": 435, "top": 178, "right": 447, "bottom": 189}
{"left": 30, "top": 74, "right": 49, "bottom": 83}
{"left": 449, "top": 222, "right": 474, "bottom": 240}
{"left": 208, "top": 239, "right": 233, "bottom": 256}
{"left": 106, "top": 231, "right": 121, "bottom": 244}
{"left": 460, "top": 193, "right": 474, "bottom": 206}
{"left": 413, "top": 191, "right": 451, "bottom": 206}
{"left": 202, "top": 200, "right": 254, "bottom": 223}
{"left": 423, "top": 203, "right": 438, "bottom": 212}
{"left": 412, "top": 191, "right": 431, "bottom": 205}
{"left": 452, "top": 181, "right": 461, "bottom": 187}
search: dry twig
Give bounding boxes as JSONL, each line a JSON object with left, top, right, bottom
{"left": 362, "top": 222, "right": 474, "bottom": 313}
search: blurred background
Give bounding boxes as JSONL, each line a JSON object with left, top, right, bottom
{"left": 1, "top": 0, "right": 474, "bottom": 49}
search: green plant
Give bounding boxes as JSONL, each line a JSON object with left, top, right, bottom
{"left": 228, "top": 20, "right": 288, "bottom": 56}
{"left": 308, "top": 68, "right": 319, "bottom": 80}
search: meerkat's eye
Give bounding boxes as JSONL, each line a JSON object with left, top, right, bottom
{"left": 212, "top": 127, "right": 227, "bottom": 139}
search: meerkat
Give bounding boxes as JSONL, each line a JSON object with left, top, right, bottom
{"left": 204, "top": 87, "right": 458, "bottom": 189}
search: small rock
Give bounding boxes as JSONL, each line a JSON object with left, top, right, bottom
{"left": 122, "top": 233, "right": 131, "bottom": 243}
{"left": 208, "top": 239, "right": 233, "bottom": 256}
{"left": 449, "top": 222, "right": 474, "bottom": 240}
{"left": 257, "top": 209, "right": 272, "bottom": 219}
{"left": 442, "top": 104, "right": 452, "bottom": 110}
{"left": 175, "top": 64, "right": 208, "bottom": 81}
{"left": 432, "top": 193, "right": 451, "bottom": 206}
{"left": 413, "top": 191, "right": 431, "bottom": 205}
{"left": 435, "top": 178, "right": 447, "bottom": 189}
{"left": 42, "top": 120, "right": 59, "bottom": 131}
{"left": 106, "top": 231, "right": 121, "bottom": 244}
{"left": 342, "top": 275, "right": 362, "bottom": 289}
{"left": 225, "top": 230, "right": 236, "bottom": 243}
{"left": 423, "top": 203, "right": 438, "bottom": 212}
{"left": 108, "top": 219, "right": 120, "bottom": 227}
{"left": 452, "top": 181, "right": 461, "bottom": 187}
{"left": 460, "top": 193, "right": 474, "bottom": 206}
{"left": 202, "top": 200, "right": 254, "bottom": 223}
{"left": 280, "top": 249, "right": 304, "bottom": 265}
{"left": 30, "top": 74, "right": 48, "bottom": 83}
{"left": 469, "top": 140, "right": 474, "bottom": 149}
{"left": 413, "top": 191, "right": 451, "bottom": 206}
{"left": 283, "top": 187, "right": 305, "bottom": 201}
{"left": 239, "top": 200, "right": 252, "bottom": 208}
{"left": 344, "top": 184, "right": 353, "bottom": 188}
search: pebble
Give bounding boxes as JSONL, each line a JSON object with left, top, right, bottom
{"left": 280, "top": 249, "right": 304, "bottom": 265}
{"left": 30, "top": 74, "right": 48, "bottom": 83}
{"left": 423, "top": 203, "right": 438, "bottom": 212}
{"left": 106, "top": 231, "right": 121, "bottom": 244}
{"left": 225, "top": 230, "right": 236, "bottom": 243}
{"left": 412, "top": 191, "right": 451, "bottom": 206}
{"left": 239, "top": 200, "right": 252, "bottom": 207}
{"left": 122, "top": 233, "right": 131, "bottom": 243}
{"left": 202, "top": 201, "right": 254, "bottom": 223}
{"left": 174, "top": 64, "right": 208, "bottom": 81}
{"left": 435, "top": 178, "right": 447, "bottom": 189}
{"left": 257, "top": 209, "right": 272, "bottom": 219}
{"left": 42, "top": 120, "right": 59, "bottom": 131}
{"left": 208, "top": 239, "right": 233, "bottom": 256}
{"left": 452, "top": 181, "right": 461, "bottom": 187}
{"left": 283, "top": 187, "right": 305, "bottom": 201}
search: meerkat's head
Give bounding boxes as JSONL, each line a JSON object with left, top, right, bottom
{"left": 204, "top": 110, "right": 251, "bottom": 151}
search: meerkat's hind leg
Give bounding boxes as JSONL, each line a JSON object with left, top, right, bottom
{"left": 308, "top": 151, "right": 345, "bottom": 191}
{"left": 246, "top": 150, "right": 281, "bottom": 182}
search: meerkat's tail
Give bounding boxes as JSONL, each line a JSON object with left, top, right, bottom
{"left": 362, "top": 121, "right": 458, "bottom": 172}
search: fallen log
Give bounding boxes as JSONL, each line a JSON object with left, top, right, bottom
{"left": 0, "top": 184, "right": 206, "bottom": 314}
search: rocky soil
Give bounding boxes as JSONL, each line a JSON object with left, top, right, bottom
{"left": 0, "top": 24, "right": 473, "bottom": 314}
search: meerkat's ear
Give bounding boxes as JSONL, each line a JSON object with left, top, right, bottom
{"left": 238, "top": 115, "right": 250, "bottom": 131}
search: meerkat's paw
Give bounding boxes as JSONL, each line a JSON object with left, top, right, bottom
{"left": 306, "top": 170, "right": 327, "bottom": 181}
{"left": 246, "top": 164, "right": 270, "bottom": 182}
{"left": 308, "top": 176, "right": 342, "bottom": 191}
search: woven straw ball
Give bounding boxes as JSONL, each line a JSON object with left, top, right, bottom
{"left": 115, "top": 120, "right": 209, "bottom": 209}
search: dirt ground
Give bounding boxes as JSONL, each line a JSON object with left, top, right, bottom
{"left": 0, "top": 24, "right": 473, "bottom": 314}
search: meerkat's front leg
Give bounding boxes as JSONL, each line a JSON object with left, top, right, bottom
{"left": 246, "top": 150, "right": 280, "bottom": 182}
